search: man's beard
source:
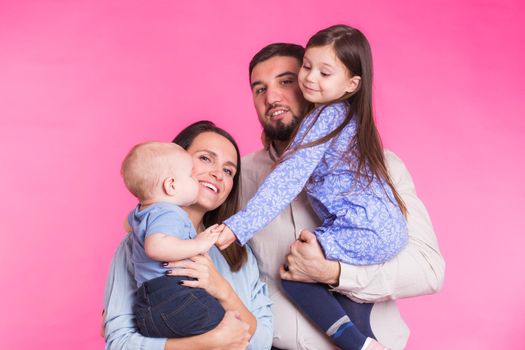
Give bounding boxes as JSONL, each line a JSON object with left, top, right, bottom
{"left": 263, "top": 115, "right": 300, "bottom": 142}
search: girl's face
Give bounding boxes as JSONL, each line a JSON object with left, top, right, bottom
{"left": 298, "top": 44, "right": 360, "bottom": 104}
{"left": 186, "top": 131, "right": 238, "bottom": 213}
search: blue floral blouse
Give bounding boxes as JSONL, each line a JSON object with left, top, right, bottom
{"left": 225, "top": 102, "right": 408, "bottom": 265}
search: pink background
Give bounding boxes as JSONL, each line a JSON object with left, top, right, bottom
{"left": 1, "top": 0, "right": 524, "bottom": 349}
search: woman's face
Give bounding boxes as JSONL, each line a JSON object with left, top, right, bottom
{"left": 186, "top": 131, "right": 238, "bottom": 213}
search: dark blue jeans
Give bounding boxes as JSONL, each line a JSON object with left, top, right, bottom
{"left": 134, "top": 275, "right": 225, "bottom": 338}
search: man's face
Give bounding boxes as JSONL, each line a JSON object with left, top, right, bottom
{"left": 250, "top": 56, "right": 308, "bottom": 141}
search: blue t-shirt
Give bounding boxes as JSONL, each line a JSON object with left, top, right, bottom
{"left": 128, "top": 202, "right": 196, "bottom": 287}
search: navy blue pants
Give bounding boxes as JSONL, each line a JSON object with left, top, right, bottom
{"left": 282, "top": 279, "right": 375, "bottom": 350}
{"left": 134, "top": 276, "right": 225, "bottom": 338}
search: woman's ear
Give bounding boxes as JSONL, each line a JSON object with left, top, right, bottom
{"left": 345, "top": 75, "right": 361, "bottom": 94}
{"left": 163, "top": 177, "right": 177, "bottom": 196}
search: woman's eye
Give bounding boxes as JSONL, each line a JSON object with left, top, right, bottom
{"left": 321, "top": 72, "right": 330, "bottom": 77}
{"left": 302, "top": 65, "right": 311, "bottom": 70}
{"left": 199, "top": 155, "right": 210, "bottom": 162}
{"left": 224, "top": 168, "right": 233, "bottom": 176}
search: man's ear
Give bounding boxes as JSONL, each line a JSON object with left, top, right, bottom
{"left": 345, "top": 75, "right": 361, "bottom": 94}
{"left": 163, "top": 177, "right": 177, "bottom": 196}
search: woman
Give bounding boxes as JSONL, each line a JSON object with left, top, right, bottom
{"left": 103, "top": 121, "right": 273, "bottom": 350}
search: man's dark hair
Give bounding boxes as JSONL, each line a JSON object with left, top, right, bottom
{"left": 248, "top": 43, "right": 305, "bottom": 78}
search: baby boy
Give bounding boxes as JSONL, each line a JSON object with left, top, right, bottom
{"left": 121, "top": 141, "right": 224, "bottom": 338}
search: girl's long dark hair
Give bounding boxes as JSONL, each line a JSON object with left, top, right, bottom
{"left": 173, "top": 120, "right": 247, "bottom": 271}
{"left": 284, "top": 25, "right": 407, "bottom": 216}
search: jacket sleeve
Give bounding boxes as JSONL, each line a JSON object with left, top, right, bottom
{"left": 332, "top": 150, "right": 445, "bottom": 302}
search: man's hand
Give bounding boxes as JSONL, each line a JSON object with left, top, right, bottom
{"left": 215, "top": 225, "right": 237, "bottom": 250}
{"left": 280, "top": 229, "right": 341, "bottom": 285}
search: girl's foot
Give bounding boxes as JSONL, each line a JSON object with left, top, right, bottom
{"left": 364, "top": 338, "right": 389, "bottom": 350}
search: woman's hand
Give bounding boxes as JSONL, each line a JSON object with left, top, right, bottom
{"left": 208, "top": 311, "right": 250, "bottom": 350}
{"left": 164, "top": 310, "right": 250, "bottom": 350}
{"left": 165, "top": 252, "right": 257, "bottom": 337}
{"left": 280, "top": 229, "right": 341, "bottom": 285}
{"left": 165, "top": 253, "right": 233, "bottom": 301}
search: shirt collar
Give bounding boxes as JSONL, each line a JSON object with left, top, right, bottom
{"left": 268, "top": 143, "right": 279, "bottom": 163}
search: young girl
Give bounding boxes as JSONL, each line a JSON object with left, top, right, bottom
{"left": 220, "top": 25, "right": 408, "bottom": 350}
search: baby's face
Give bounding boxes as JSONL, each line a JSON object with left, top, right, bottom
{"left": 171, "top": 151, "right": 199, "bottom": 206}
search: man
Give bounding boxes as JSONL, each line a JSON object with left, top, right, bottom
{"left": 239, "top": 43, "right": 445, "bottom": 349}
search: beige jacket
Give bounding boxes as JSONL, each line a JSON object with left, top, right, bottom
{"left": 241, "top": 148, "right": 445, "bottom": 350}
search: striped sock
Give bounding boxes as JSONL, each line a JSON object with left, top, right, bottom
{"left": 327, "top": 316, "right": 367, "bottom": 350}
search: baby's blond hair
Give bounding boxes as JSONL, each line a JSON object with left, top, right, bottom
{"left": 121, "top": 141, "right": 185, "bottom": 202}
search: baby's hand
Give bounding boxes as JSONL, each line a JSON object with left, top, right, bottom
{"left": 195, "top": 224, "right": 220, "bottom": 251}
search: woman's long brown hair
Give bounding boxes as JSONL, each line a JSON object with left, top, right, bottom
{"left": 173, "top": 120, "right": 247, "bottom": 271}
{"left": 282, "top": 25, "right": 407, "bottom": 216}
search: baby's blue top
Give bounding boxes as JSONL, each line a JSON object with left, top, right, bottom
{"left": 129, "top": 202, "right": 195, "bottom": 286}
{"left": 225, "top": 102, "right": 408, "bottom": 265}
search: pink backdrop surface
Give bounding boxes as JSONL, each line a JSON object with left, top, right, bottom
{"left": 1, "top": 1, "right": 524, "bottom": 349}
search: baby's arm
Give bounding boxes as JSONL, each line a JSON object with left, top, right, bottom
{"left": 145, "top": 224, "right": 220, "bottom": 262}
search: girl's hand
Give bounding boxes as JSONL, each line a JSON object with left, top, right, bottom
{"left": 215, "top": 225, "right": 237, "bottom": 250}
{"left": 165, "top": 253, "right": 233, "bottom": 301}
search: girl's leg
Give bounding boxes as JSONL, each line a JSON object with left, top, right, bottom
{"left": 282, "top": 279, "right": 367, "bottom": 350}
{"left": 333, "top": 292, "right": 375, "bottom": 339}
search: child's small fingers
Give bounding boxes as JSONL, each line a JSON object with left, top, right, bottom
{"left": 215, "top": 224, "right": 226, "bottom": 232}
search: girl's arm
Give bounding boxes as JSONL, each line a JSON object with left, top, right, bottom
{"left": 224, "top": 103, "right": 349, "bottom": 245}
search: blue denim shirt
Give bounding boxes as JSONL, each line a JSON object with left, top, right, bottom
{"left": 225, "top": 102, "right": 408, "bottom": 265}
{"left": 103, "top": 234, "right": 273, "bottom": 350}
